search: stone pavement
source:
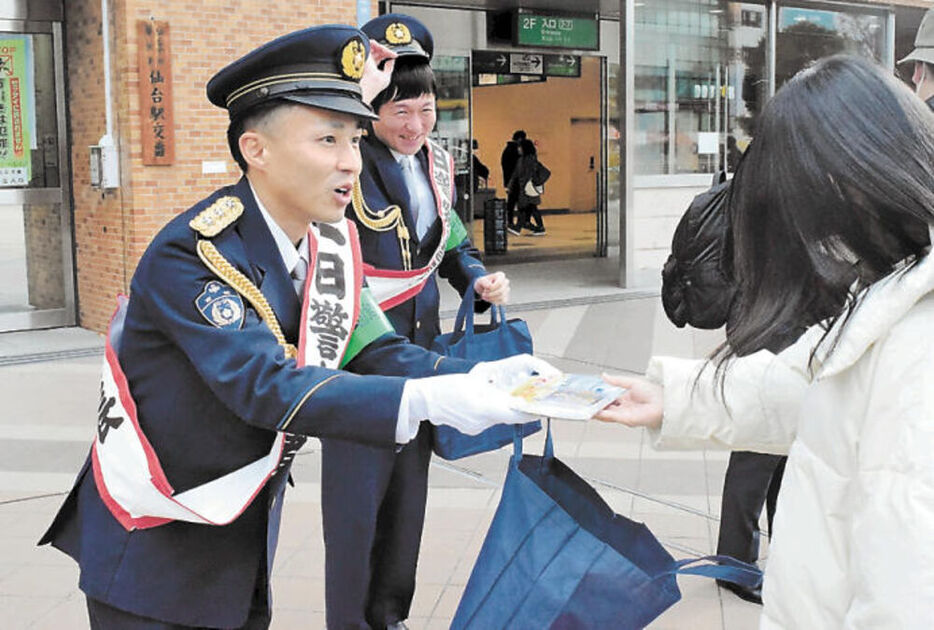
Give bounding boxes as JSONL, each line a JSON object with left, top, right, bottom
{"left": 0, "top": 270, "right": 766, "bottom": 629}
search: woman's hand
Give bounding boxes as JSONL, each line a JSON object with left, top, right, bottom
{"left": 593, "top": 373, "right": 664, "bottom": 430}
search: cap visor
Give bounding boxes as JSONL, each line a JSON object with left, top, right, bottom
{"left": 281, "top": 92, "right": 379, "bottom": 120}
{"left": 897, "top": 48, "right": 934, "bottom": 66}
{"left": 389, "top": 44, "right": 429, "bottom": 60}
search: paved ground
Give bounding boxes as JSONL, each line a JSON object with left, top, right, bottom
{"left": 0, "top": 268, "right": 766, "bottom": 629}
{"left": 470, "top": 211, "right": 598, "bottom": 263}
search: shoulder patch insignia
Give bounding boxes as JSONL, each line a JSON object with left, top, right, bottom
{"left": 189, "top": 196, "right": 244, "bottom": 237}
{"left": 196, "top": 280, "right": 245, "bottom": 330}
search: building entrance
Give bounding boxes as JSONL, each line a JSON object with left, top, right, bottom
{"left": 0, "top": 0, "right": 73, "bottom": 332}
{"left": 390, "top": 3, "right": 612, "bottom": 264}
{"left": 470, "top": 53, "right": 605, "bottom": 261}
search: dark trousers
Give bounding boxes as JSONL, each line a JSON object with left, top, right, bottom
{"left": 86, "top": 589, "right": 271, "bottom": 630}
{"left": 506, "top": 188, "right": 519, "bottom": 229}
{"left": 321, "top": 424, "right": 433, "bottom": 630}
{"left": 716, "top": 451, "right": 787, "bottom": 564}
{"left": 518, "top": 203, "right": 544, "bottom": 230}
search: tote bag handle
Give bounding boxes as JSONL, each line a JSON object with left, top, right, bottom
{"left": 452, "top": 285, "right": 506, "bottom": 346}
{"left": 512, "top": 419, "right": 554, "bottom": 464}
{"left": 661, "top": 555, "right": 762, "bottom": 589}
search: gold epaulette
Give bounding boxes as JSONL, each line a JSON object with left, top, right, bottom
{"left": 189, "top": 196, "right": 244, "bottom": 237}
{"left": 350, "top": 179, "right": 412, "bottom": 270}
{"left": 196, "top": 240, "right": 297, "bottom": 360}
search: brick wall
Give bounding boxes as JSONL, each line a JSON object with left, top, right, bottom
{"left": 66, "top": 0, "right": 128, "bottom": 331}
{"left": 67, "top": 0, "right": 378, "bottom": 332}
{"left": 23, "top": 204, "right": 65, "bottom": 309}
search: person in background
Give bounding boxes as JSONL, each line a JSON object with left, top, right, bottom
{"left": 596, "top": 55, "right": 934, "bottom": 628}
{"left": 509, "top": 138, "right": 549, "bottom": 236}
{"left": 333, "top": 14, "right": 512, "bottom": 630}
{"left": 37, "top": 25, "right": 547, "bottom": 630}
{"left": 660, "top": 159, "right": 792, "bottom": 606}
{"left": 714, "top": 345, "right": 788, "bottom": 604}
{"left": 899, "top": 7, "right": 934, "bottom": 110}
{"left": 472, "top": 138, "right": 490, "bottom": 191}
{"left": 501, "top": 129, "right": 526, "bottom": 234}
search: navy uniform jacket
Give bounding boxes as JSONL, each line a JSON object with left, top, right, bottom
{"left": 39, "top": 177, "right": 471, "bottom": 628}
{"left": 351, "top": 135, "right": 488, "bottom": 348}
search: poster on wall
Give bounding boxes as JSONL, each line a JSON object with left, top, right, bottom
{"left": 0, "top": 35, "right": 34, "bottom": 187}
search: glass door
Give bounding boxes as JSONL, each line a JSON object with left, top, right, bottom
{"left": 431, "top": 54, "right": 472, "bottom": 228}
{"left": 596, "top": 55, "right": 608, "bottom": 257}
{"left": 0, "top": 18, "right": 73, "bottom": 331}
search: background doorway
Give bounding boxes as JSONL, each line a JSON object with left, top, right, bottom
{"left": 471, "top": 54, "right": 604, "bottom": 262}
{"left": 0, "top": 5, "right": 74, "bottom": 332}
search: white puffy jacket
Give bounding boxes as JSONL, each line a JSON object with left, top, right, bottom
{"left": 646, "top": 242, "right": 934, "bottom": 629}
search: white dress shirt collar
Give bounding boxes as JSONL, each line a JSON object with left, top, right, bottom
{"left": 248, "top": 180, "right": 308, "bottom": 276}
{"left": 388, "top": 147, "right": 418, "bottom": 166}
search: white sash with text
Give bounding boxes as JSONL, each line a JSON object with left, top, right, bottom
{"left": 92, "top": 219, "right": 360, "bottom": 531}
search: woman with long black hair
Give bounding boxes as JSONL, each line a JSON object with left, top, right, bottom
{"left": 597, "top": 55, "right": 934, "bottom": 627}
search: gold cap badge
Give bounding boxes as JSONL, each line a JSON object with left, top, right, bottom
{"left": 340, "top": 39, "right": 366, "bottom": 80}
{"left": 190, "top": 196, "right": 244, "bottom": 237}
{"left": 385, "top": 23, "right": 412, "bottom": 45}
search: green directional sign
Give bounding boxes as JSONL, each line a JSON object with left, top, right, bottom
{"left": 514, "top": 10, "right": 599, "bottom": 51}
{"left": 544, "top": 54, "right": 581, "bottom": 78}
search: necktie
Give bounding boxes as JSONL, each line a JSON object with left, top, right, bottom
{"left": 290, "top": 252, "right": 308, "bottom": 298}
{"left": 280, "top": 250, "right": 310, "bottom": 477}
{"left": 275, "top": 433, "right": 307, "bottom": 477}
{"left": 400, "top": 155, "right": 434, "bottom": 240}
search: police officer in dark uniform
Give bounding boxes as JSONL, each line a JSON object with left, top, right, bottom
{"left": 320, "top": 14, "right": 511, "bottom": 630}
{"left": 38, "top": 24, "right": 548, "bottom": 630}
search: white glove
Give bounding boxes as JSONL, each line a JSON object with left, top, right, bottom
{"left": 468, "top": 354, "right": 561, "bottom": 389}
{"left": 397, "top": 371, "right": 541, "bottom": 442}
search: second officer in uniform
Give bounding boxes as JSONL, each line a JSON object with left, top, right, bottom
{"left": 322, "top": 14, "right": 512, "bottom": 630}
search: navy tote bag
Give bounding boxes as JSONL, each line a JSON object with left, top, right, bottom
{"left": 451, "top": 424, "right": 763, "bottom": 629}
{"left": 430, "top": 286, "right": 541, "bottom": 460}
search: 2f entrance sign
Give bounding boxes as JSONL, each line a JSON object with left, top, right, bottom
{"left": 514, "top": 10, "right": 599, "bottom": 51}
{"left": 522, "top": 16, "right": 565, "bottom": 30}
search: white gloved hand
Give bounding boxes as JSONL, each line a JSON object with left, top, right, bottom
{"left": 399, "top": 371, "right": 541, "bottom": 440}
{"left": 468, "top": 353, "right": 561, "bottom": 389}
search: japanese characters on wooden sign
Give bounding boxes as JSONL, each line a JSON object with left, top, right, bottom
{"left": 137, "top": 20, "right": 174, "bottom": 165}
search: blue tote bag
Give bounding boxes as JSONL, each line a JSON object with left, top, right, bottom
{"left": 451, "top": 424, "right": 763, "bottom": 629}
{"left": 430, "top": 287, "right": 541, "bottom": 460}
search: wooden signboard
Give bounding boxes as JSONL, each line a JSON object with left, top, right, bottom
{"left": 137, "top": 20, "right": 174, "bottom": 165}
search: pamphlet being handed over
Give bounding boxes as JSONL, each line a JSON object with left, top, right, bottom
{"left": 509, "top": 373, "right": 625, "bottom": 420}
